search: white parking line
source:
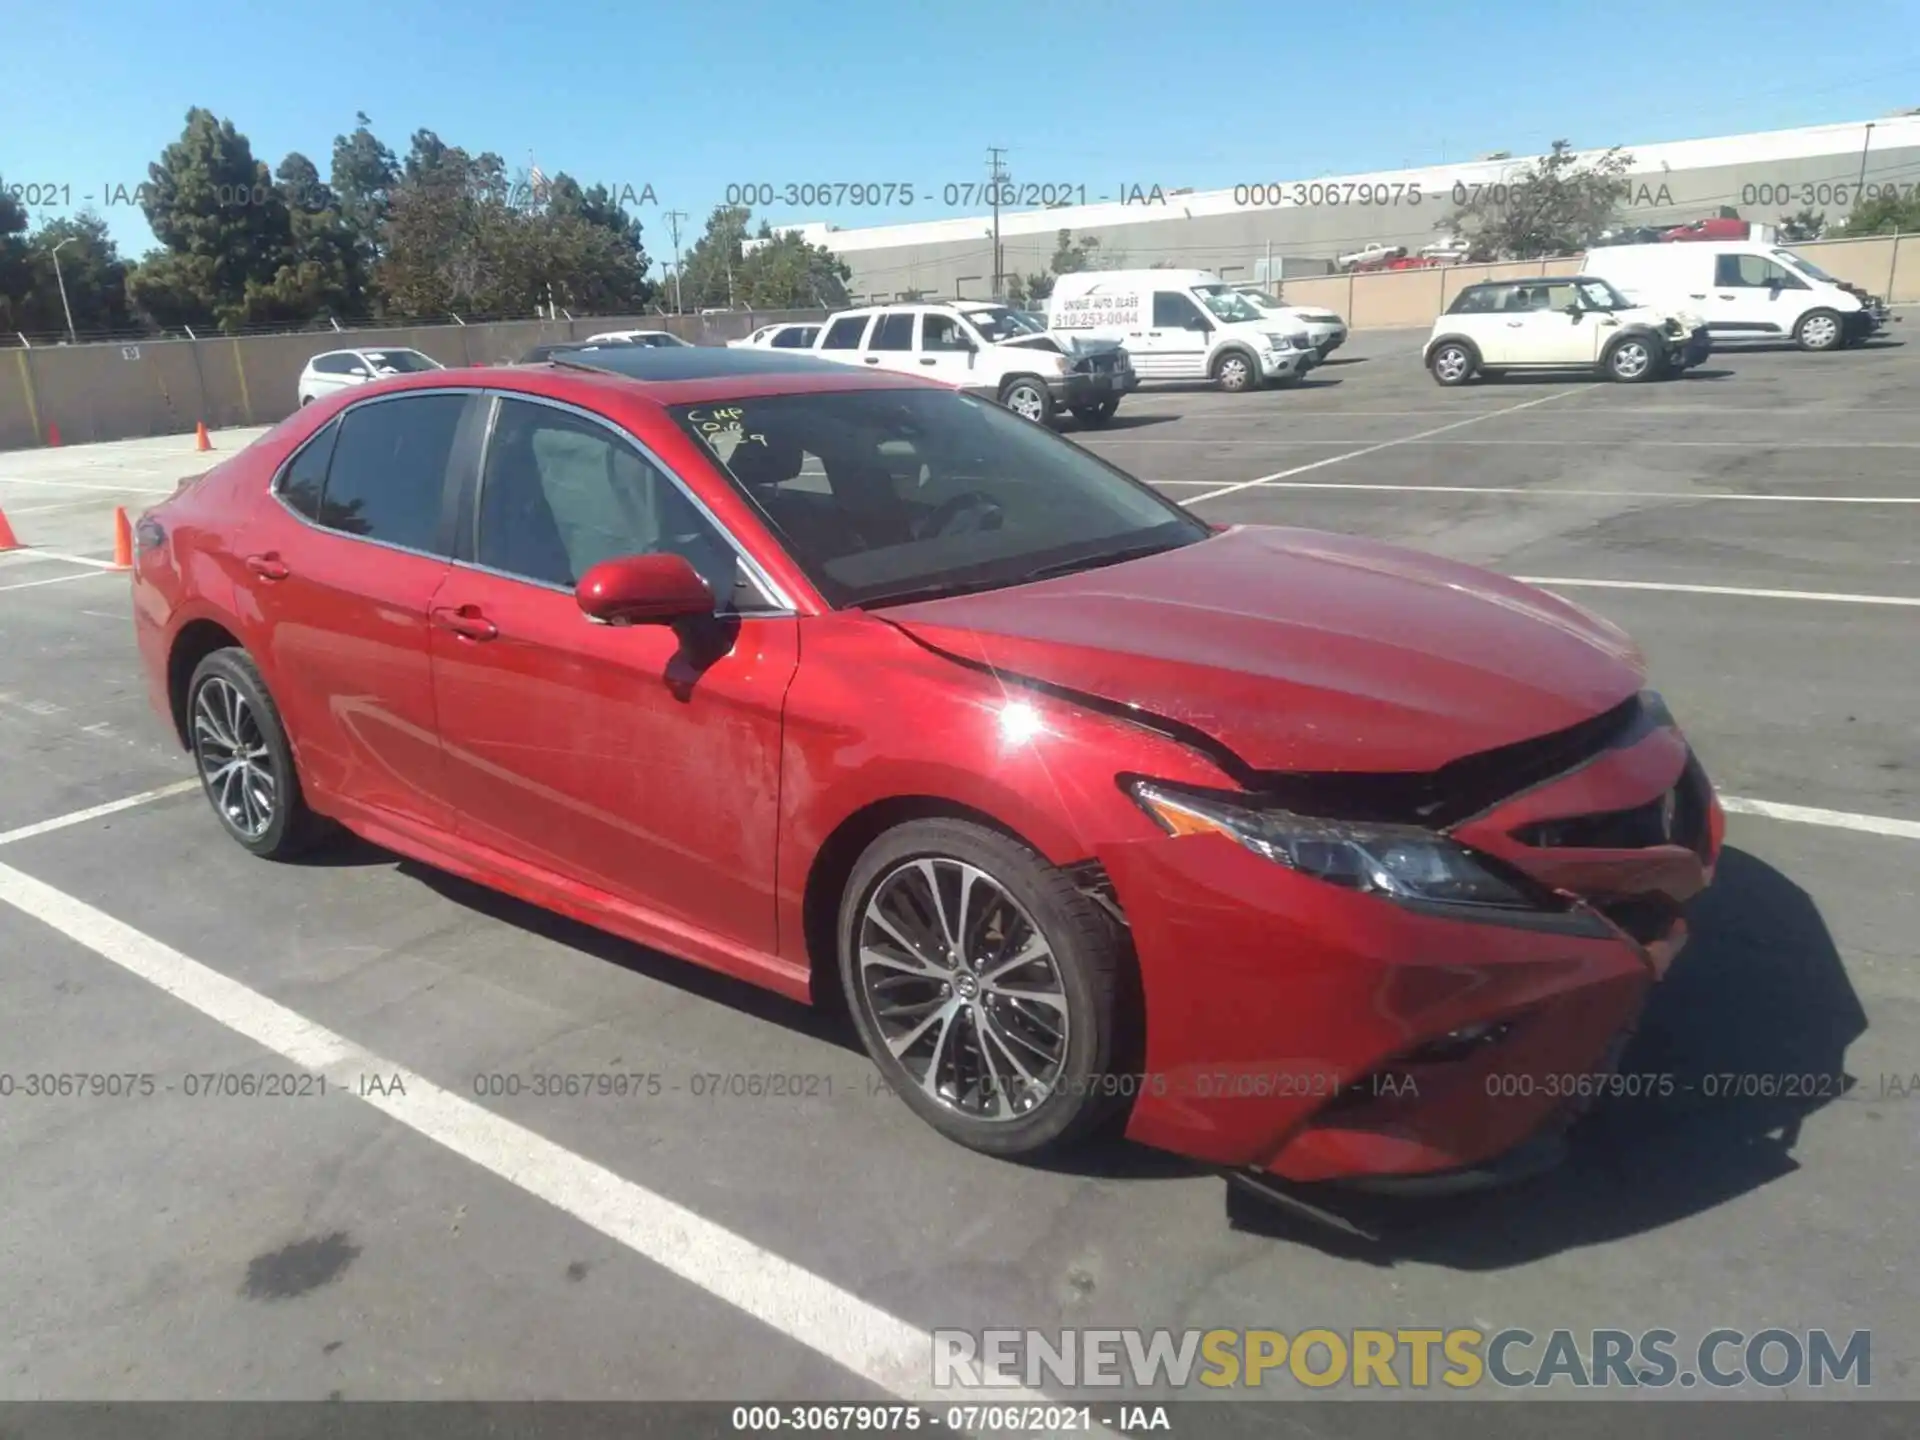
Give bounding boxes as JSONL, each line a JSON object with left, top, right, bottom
{"left": 22, "top": 548, "right": 121, "bottom": 570}
{"left": 1721, "top": 796, "right": 1920, "bottom": 841}
{"left": 0, "top": 780, "right": 199, "bottom": 849}
{"left": 0, "top": 476, "right": 177, "bottom": 494}
{"left": 0, "top": 569, "right": 123, "bottom": 593}
{"left": 1517, "top": 577, "right": 1920, "bottom": 607}
{"left": 1156, "top": 480, "right": 1920, "bottom": 504}
{"left": 1181, "top": 388, "right": 1589, "bottom": 505}
{"left": 0, "top": 852, "right": 1097, "bottom": 1422}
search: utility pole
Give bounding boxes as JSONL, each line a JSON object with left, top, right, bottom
{"left": 665, "top": 209, "right": 688, "bottom": 313}
{"left": 50, "top": 237, "right": 78, "bottom": 344}
{"left": 987, "top": 146, "right": 1008, "bottom": 300}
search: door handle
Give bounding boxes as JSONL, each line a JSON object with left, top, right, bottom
{"left": 1718, "top": 293, "right": 1737, "bottom": 300}
{"left": 1688, "top": 293, "right": 1707, "bottom": 299}
{"left": 863, "top": 356, "right": 880, "bottom": 364}
{"left": 1506, "top": 320, "right": 1525, "bottom": 327}
{"left": 431, "top": 605, "right": 498, "bottom": 641}
{"left": 245, "top": 553, "right": 289, "bottom": 581}
{"left": 918, "top": 357, "right": 938, "bottom": 365}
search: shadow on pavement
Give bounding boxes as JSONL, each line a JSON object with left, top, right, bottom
{"left": 1225, "top": 846, "right": 1866, "bottom": 1263}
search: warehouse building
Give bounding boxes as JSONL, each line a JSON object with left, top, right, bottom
{"left": 790, "top": 115, "right": 1920, "bottom": 302}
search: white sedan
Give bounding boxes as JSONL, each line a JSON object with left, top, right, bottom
{"left": 728, "top": 323, "right": 823, "bottom": 350}
{"left": 296, "top": 347, "right": 443, "bottom": 406}
{"left": 583, "top": 329, "right": 691, "bottom": 347}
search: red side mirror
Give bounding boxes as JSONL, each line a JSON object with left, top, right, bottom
{"left": 576, "top": 553, "right": 714, "bottom": 625}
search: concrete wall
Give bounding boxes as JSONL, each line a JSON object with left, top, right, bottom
{"left": 828, "top": 145, "right": 1920, "bottom": 301}
{"left": 0, "top": 309, "right": 825, "bottom": 452}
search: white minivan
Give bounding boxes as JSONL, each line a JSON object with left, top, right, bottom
{"left": 1047, "top": 269, "right": 1315, "bottom": 391}
{"left": 1580, "top": 241, "right": 1893, "bottom": 352}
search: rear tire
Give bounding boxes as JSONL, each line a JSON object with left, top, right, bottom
{"left": 837, "top": 818, "right": 1134, "bottom": 1159}
{"left": 1070, "top": 398, "right": 1119, "bottom": 427}
{"left": 1212, "top": 349, "right": 1261, "bottom": 393}
{"left": 1428, "top": 341, "right": 1476, "bottom": 386}
{"left": 1794, "top": 309, "right": 1845, "bottom": 352}
{"left": 186, "top": 649, "right": 327, "bottom": 861}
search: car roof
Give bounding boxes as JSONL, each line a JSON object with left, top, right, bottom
{"left": 500, "top": 344, "right": 944, "bottom": 404}
{"left": 1460, "top": 275, "right": 1592, "bottom": 288}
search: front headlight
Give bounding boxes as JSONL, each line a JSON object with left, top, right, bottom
{"left": 1263, "top": 331, "right": 1292, "bottom": 349}
{"left": 1127, "top": 779, "right": 1550, "bottom": 912}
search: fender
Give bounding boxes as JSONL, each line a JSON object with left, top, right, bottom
{"left": 1424, "top": 332, "right": 1482, "bottom": 364}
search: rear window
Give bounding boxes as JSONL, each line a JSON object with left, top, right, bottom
{"left": 361, "top": 350, "right": 440, "bottom": 374}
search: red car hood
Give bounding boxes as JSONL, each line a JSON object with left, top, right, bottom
{"left": 884, "top": 526, "right": 1645, "bottom": 773}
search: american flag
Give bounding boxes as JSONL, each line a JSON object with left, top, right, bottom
{"left": 528, "top": 163, "right": 549, "bottom": 202}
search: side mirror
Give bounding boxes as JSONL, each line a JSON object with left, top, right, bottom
{"left": 347, "top": 366, "right": 369, "bottom": 377}
{"left": 576, "top": 553, "right": 714, "bottom": 626}
{"left": 1564, "top": 303, "right": 1583, "bottom": 319}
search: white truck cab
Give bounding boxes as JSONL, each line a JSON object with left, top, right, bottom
{"left": 810, "top": 301, "right": 1137, "bottom": 426}
{"left": 1046, "top": 269, "right": 1314, "bottom": 391}
{"left": 1579, "top": 241, "right": 1893, "bottom": 352}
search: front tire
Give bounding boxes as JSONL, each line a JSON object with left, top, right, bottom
{"left": 186, "top": 649, "right": 325, "bottom": 860}
{"left": 1070, "top": 398, "right": 1119, "bottom": 427}
{"left": 1605, "top": 335, "right": 1660, "bottom": 383}
{"left": 837, "top": 818, "right": 1133, "bottom": 1159}
{"left": 1212, "top": 349, "right": 1261, "bottom": 393}
{"left": 1000, "top": 377, "right": 1055, "bottom": 426}
{"left": 1795, "top": 309, "right": 1845, "bottom": 352}
{"left": 1428, "top": 341, "right": 1476, "bottom": 385}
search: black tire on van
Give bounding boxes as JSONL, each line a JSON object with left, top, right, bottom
{"left": 1794, "top": 309, "right": 1845, "bottom": 352}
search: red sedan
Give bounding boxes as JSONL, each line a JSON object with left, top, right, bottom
{"left": 131, "top": 345, "right": 1723, "bottom": 1198}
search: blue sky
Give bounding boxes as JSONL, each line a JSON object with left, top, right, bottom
{"left": 5, "top": 0, "right": 1918, "bottom": 276}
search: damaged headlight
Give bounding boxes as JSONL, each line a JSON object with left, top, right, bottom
{"left": 1126, "top": 780, "right": 1551, "bottom": 913}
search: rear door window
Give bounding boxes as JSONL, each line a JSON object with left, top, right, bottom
{"left": 869, "top": 314, "right": 916, "bottom": 351}
{"left": 316, "top": 394, "right": 466, "bottom": 554}
{"left": 821, "top": 315, "right": 871, "bottom": 349}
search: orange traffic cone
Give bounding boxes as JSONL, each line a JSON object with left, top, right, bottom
{"left": 112, "top": 507, "right": 134, "bottom": 568}
{"left": 0, "top": 504, "right": 19, "bottom": 552}
{"left": 195, "top": 422, "right": 212, "bottom": 452}
{"left": 46, "top": 422, "right": 62, "bottom": 446}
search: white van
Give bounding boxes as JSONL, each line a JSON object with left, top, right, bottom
{"left": 1047, "top": 269, "right": 1315, "bottom": 391}
{"left": 1580, "top": 242, "right": 1893, "bottom": 352}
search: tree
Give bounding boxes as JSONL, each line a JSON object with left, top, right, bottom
{"left": 1442, "top": 141, "right": 1635, "bottom": 260}
{"left": 675, "top": 205, "right": 751, "bottom": 311}
{"left": 735, "top": 224, "right": 849, "bottom": 309}
{"left": 329, "top": 112, "right": 399, "bottom": 277}
{"left": 243, "top": 152, "right": 371, "bottom": 324}
{"left": 0, "top": 178, "right": 30, "bottom": 332}
{"left": 1049, "top": 228, "right": 1101, "bottom": 277}
{"left": 127, "top": 107, "right": 302, "bottom": 332}
{"left": 19, "top": 214, "right": 133, "bottom": 336}
{"left": 1838, "top": 187, "right": 1920, "bottom": 236}
{"left": 1775, "top": 208, "right": 1826, "bottom": 242}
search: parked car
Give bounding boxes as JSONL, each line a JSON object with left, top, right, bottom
{"left": 1337, "top": 242, "right": 1403, "bottom": 269}
{"left": 812, "top": 301, "right": 1136, "bottom": 426}
{"left": 513, "top": 340, "right": 638, "bottom": 364}
{"left": 1419, "top": 236, "right": 1473, "bottom": 261}
{"left": 728, "top": 323, "right": 823, "bottom": 350}
{"left": 1591, "top": 225, "right": 1666, "bottom": 247}
{"left": 1579, "top": 241, "right": 1893, "bottom": 351}
{"left": 296, "top": 347, "right": 443, "bottom": 406}
{"left": 584, "top": 329, "right": 692, "bottom": 347}
{"left": 1423, "top": 276, "right": 1711, "bottom": 385}
{"left": 1231, "top": 286, "right": 1350, "bottom": 359}
{"left": 1658, "top": 217, "right": 1755, "bottom": 243}
{"left": 1048, "top": 269, "right": 1313, "bottom": 392}
{"left": 132, "top": 343, "right": 1723, "bottom": 1193}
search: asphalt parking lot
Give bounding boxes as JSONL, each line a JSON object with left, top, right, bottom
{"left": 1, "top": 328, "right": 1916, "bottom": 1415}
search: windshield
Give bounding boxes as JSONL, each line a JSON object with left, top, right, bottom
{"left": 1193, "top": 285, "right": 1267, "bottom": 323}
{"left": 670, "top": 388, "right": 1209, "bottom": 608}
{"left": 963, "top": 306, "right": 1049, "bottom": 342}
{"left": 1234, "top": 290, "right": 1283, "bottom": 311}
{"left": 1577, "top": 279, "right": 1631, "bottom": 310}
{"left": 363, "top": 350, "right": 440, "bottom": 373}
{"left": 1774, "top": 249, "right": 1837, "bottom": 283}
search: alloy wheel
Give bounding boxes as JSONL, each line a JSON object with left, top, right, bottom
{"left": 1006, "top": 384, "right": 1046, "bottom": 422}
{"left": 1433, "top": 346, "right": 1470, "bottom": 383}
{"left": 193, "top": 676, "right": 278, "bottom": 839}
{"left": 856, "top": 857, "right": 1070, "bottom": 1122}
{"left": 1612, "top": 340, "right": 1651, "bottom": 379}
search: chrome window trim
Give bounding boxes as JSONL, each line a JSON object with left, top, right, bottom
{"left": 472, "top": 388, "right": 799, "bottom": 615}
{"left": 267, "top": 387, "right": 472, "bottom": 564}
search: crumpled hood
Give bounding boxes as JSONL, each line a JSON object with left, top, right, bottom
{"left": 884, "top": 526, "right": 1646, "bottom": 774}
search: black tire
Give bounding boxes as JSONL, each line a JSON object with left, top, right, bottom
{"left": 837, "top": 818, "right": 1134, "bottom": 1159}
{"left": 999, "top": 376, "right": 1055, "bottom": 426}
{"left": 1212, "top": 348, "right": 1261, "bottom": 393}
{"left": 1428, "top": 340, "right": 1477, "bottom": 386}
{"left": 186, "top": 648, "right": 327, "bottom": 860}
{"left": 1070, "top": 398, "right": 1119, "bottom": 427}
{"left": 1604, "top": 334, "right": 1661, "bottom": 383}
{"left": 1794, "top": 308, "right": 1845, "bottom": 352}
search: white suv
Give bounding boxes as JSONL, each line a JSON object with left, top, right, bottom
{"left": 1423, "top": 276, "right": 1711, "bottom": 386}
{"left": 1231, "top": 287, "right": 1349, "bottom": 360}
{"left": 811, "top": 302, "right": 1138, "bottom": 427}
{"left": 296, "top": 347, "right": 443, "bottom": 406}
